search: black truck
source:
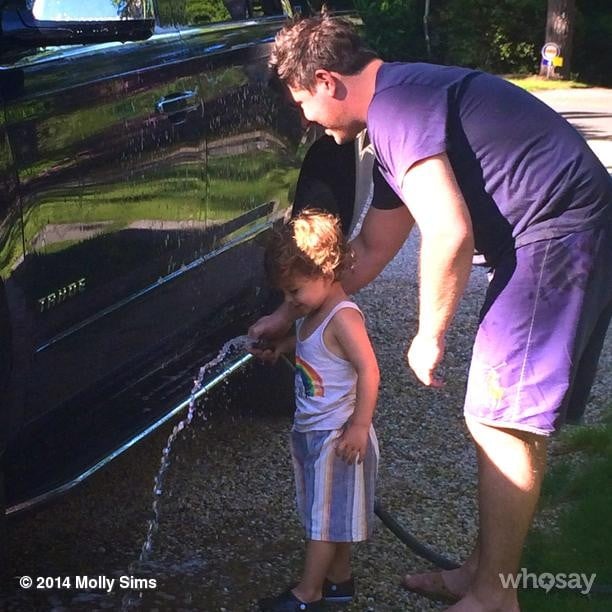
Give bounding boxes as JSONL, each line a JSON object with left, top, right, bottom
{"left": 0, "top": 0, "right": 367, "bottom": 522}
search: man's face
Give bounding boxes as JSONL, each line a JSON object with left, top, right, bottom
{"left": 289, "top": 78, "right": 362, "bottom": 144}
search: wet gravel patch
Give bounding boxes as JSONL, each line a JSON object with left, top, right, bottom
{"left": 3, "top": 232, "right": 611, "bottom": 611}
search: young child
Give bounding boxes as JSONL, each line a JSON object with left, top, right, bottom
{"left": 257, "top": 209, "right": 380, "bottom": 612}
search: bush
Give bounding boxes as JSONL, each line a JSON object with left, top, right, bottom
{"left": 353, "top": 0, "right": 430, "bottom": 62}
{"left": 435, "top": 0, "right": 544, "bottom": 73}
{"left": 355, "top": 0, "right": 543, "bottom": 74}
{"left": 573, "top": 0, "right": 612, "bottom": 86}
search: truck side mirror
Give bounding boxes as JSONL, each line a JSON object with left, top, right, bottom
{"left": 0, "top": 0, "right": 155, "bottom": 49}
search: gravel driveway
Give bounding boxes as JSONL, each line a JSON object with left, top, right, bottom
{"left": 133, "top": 231, "right": 487, "bottom": 611}
{"left": 162, "top": 230, "right": 488, "bottom": 612}
{"left": 5, "top": 227, "right": 609, "bottom": 612}
{"left": 152, "top": 230, "right": 610, "bottom": 611}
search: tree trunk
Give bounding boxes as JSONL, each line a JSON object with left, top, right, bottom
{"left": 540, "top": 0, "right": 576, "bottom": 78}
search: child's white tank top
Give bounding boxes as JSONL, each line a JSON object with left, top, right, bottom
{"left": 293, "top": 300, "right": 363, "bottom": 432}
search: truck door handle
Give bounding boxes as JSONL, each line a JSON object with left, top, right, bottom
{"left": 155, "top": 90, "right": 200, "bottom": 116}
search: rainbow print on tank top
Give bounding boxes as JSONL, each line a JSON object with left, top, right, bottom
{"left": 295, "top": 355, "right": 324, "bottom": 397}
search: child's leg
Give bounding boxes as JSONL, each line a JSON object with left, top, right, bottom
{"left": 292, "top": 540, "right": 336, "bottom": 602}
{"left": 327, "top": 542, "right": 352, "bottom": 583}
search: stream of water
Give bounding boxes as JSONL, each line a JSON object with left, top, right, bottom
{"left": 121, "top": 334, "right": 254, "bottom": 609}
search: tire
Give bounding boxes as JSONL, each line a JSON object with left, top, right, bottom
{"left": 260, "top": 0, "right": 283, "bottom": 15}
{"left": 292, "top": 135, "right": 356, "bottom": 234}
{"left": 293, "top": 176, "right": 339, "bottom": 215}
{"left": 0, "top": 462, "right": 7, "bottom": 584}
{"left": 225, "top": 0, "right": 253, "bottom": 19}
{"left": 0, "top": 282, "right": 9, "bottom": 583}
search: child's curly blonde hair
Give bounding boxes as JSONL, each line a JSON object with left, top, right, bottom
{"left": 265, "top": 209, "right": 353, "bottom": 288}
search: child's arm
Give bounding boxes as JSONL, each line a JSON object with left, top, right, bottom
{"left": 275, "top": 334, "right": 296, "bottom": 355}
{"left": 249, "top": 332, "right": 296, "bottom": 363}
{"left": 248, "top": 301, "right": 299, "bottom": 344}
{"left": 327, "top": 308, "right": 379, "bottom": 464}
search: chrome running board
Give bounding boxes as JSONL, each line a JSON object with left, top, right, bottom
{"left": 6, "top": 352, "right": 253, "bottom": 516}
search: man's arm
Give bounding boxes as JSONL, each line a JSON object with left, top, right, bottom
{"left": 401, "top": 152, "right": 474, "bottom": 386}
{"left": 343, "top": 205, "right": 414, "bottom": 295}
{"left": 249, "top": 204, "right": 413, "bottom": 343}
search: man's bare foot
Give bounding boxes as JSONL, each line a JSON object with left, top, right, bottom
{"left": 445, "top": 590, "right": 520, "bottom": 612}
{"left": 401, "top": 568, "right": 470, "bottom": 604}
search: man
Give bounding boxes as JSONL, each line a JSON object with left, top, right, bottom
{"left": 251, "top": 14, "right": 612, "bottom": 612}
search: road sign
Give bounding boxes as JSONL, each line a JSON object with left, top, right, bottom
{"left": 541, "top": 42, "right": 560, "bottom": 61}
{"left": 541, "top": 42, "right": 562, "bottom": 78}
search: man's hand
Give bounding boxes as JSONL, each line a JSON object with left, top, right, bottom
{"left": 335, "top": 422, "right": 370, "bottom": 464}
{"left": 407, "top": 333, "right": 446, "bottom": 387}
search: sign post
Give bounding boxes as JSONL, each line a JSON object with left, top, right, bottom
{"left": 541, "top": 42, "right": 561, "bottom": 79}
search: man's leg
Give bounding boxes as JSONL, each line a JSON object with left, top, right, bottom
{"left": 292, "top": 540, "right": 337, "bottom": 602}
{"left": 402, "top": 539, "right": 478, "bottom": 602}
{"left": 447, "top": 418, "right": 547, "bottom": 612}
{"left": 407, "top": 228, "right": 610, "bottom": 608}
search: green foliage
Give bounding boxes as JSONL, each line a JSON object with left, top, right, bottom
{"left": 155, "top": 0, "right": 230, "bottom": 25}
{"left": 506, "top": 76, "right": 587, "bottom": 92}
{"left": 434, "top": 0, "right": 544, "bottom": 72}
{"left": 186, "top": 0, "right": 230, "bottom": 23}
{"left": 354, "top": 0, "right": 544, "bottom": 72}
{"left": 573, "top": 0, "right": 612, "bottom": 86}
{"left": 351, "top": 0, "right": 603, "bottom": 84}
{"left": 521, "top": 416, "right": 612, "bottom": 611}
{"left": 353, "top": 0, "right": 429, "bottom": 62}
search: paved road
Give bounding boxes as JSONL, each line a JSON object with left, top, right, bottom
{"left": 533, "top": 87, "right": 612, "bottom": 172}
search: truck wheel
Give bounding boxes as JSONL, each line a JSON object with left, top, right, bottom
{"left": 0, "top": 282, "right": 11, "bottom": 583}
{"left": 0, "top": 463, "right": 7, "bottom": 584}
{"left": 293, "top": 135, "right": 356, "bottom": 234}
{"left": 260, "top": 0, "right": 283, "bottom": 15}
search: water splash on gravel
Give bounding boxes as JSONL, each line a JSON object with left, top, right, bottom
{"left": 121, "top": 335, "right": 253, "bottom": 609}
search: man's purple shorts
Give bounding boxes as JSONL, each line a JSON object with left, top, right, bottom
{"left": 464, "top": 224, "right": 612, "bottom": 436}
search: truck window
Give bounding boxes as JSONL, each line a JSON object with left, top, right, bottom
{"left": 158, "top": 0, "right": 232, "bottom": 26}
{"left": 161, "top": 0, "right": 288, "bottom": 26}
{"left": 306, "top": 0, "right": 354, "bottom": 11}
{"left": 30, "top": 0, "right": 151, "bottom": 21}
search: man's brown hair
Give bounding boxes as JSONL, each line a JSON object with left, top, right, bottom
{"left": 270, "top": 14, "right": 378, "bottom": 91}
{"left": 265, "top": 209, "right": 353, "bottom": 288}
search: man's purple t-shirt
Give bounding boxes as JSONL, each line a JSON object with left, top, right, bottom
{"left": 368, "top": 62, "right": 612, "bottom": 265}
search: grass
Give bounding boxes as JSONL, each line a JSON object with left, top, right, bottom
{"left": 506, "top": 75, "right": 589, "bottom": 92}
{"left": 519, "top": 410, "right": 612, "bottom": 611}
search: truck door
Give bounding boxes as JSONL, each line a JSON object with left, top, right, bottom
{"left": 171, "top": 1, "right": 305, "bottom": 299}
{"left": 0, "top": 92, "right": 24, "bottom": 441}
{"left": 2, "top": 1, "right": 209, "bottom": 424}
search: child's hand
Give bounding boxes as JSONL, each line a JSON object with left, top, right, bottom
{"left": 248, "top": 338, "right": 281, "bottom": 364}
{"left": 248, "top": 307, "right": 293, "bottom": 341}
{"left": 248, "top": 335, "right": 295, "bottom": 364}
{"left": 335, "top": 421, "right": 370, "bottom": 464}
